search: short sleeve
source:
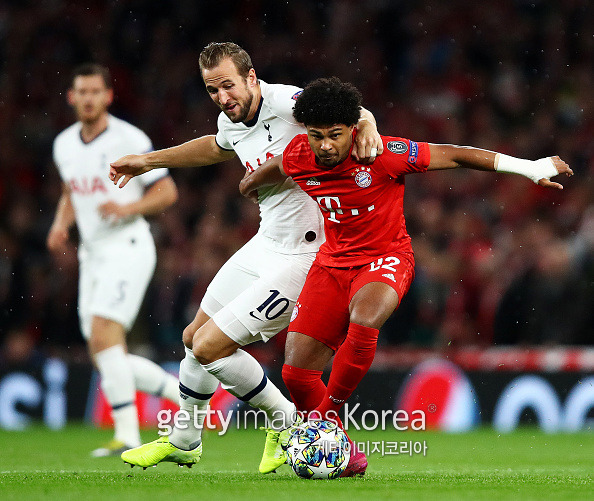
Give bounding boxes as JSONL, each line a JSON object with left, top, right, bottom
{"left": 215, "top": 114, "right": 233, "bottom": 151}
{"left": 261, "top": 81, "right": 302, "bottom": 124}
{"left": 380, "top": 137, "right": 431, "bottom": 177}
{"left": 126, "top": 127, "right": 153, "bottom": 155}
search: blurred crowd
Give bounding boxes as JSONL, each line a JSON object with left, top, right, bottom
{"left": 1, "top": 0, "right": 592, "bottom": 364}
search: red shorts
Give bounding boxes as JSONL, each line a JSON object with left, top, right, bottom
{"left": 289, "top": 252, "right": 415, "bottom": 351}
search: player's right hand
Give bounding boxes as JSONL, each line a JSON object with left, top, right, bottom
{"left": 46, "top": 226, "right": 69, "bottom": 253}
{"left": 109, "top": 154, "right": 151, "bottom": 188}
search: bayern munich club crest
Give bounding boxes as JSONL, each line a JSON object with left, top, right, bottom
{"left": 290, "top": 302, "right": 300, "bottom": 322}
{"left": 352, "top": 167, "right": 372, "bottom": 188}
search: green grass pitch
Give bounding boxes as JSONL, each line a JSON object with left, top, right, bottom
{"left": 0, "top": 425, "right": 591, "bottom": 500}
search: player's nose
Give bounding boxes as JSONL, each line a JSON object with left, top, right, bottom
{"left": 218, "top": 89, "right": 230, "bottom": 104}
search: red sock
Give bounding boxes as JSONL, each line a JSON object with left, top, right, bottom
{"left": 314, "top": 323, "right": 379, "bottom": 422}
{"left": 282, "top": 364, "right": 326, "bottom": 413}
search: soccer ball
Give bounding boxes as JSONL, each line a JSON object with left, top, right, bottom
{"left": 286, "top": 420, "right": 350, "bottom": 479}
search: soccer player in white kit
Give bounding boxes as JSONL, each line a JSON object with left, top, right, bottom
{"left": 110, "top": 43, "right": 382, "bottom": 474}
{"left": 47, "top": 64, "right": 179, "bottom": 457}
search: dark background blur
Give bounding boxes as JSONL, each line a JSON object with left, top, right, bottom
{"left": 1, "top": 0, "right": 592, "bottom": 366}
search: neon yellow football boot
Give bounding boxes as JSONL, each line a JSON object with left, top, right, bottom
{"left": 259, "top": 416, "right": 303, "bottom": 474}
{"left": 121, "top": 436, "right": 202, "bottom": 469}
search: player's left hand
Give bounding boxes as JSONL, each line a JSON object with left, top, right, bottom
{"left": 537, "top": 156, "right": 573, "bottom": 190}
{"left": 98, "top": 201, "right": 131, "bottom": 221}
{"left": 352, "top": 123, "right": 383, "bottom": 164}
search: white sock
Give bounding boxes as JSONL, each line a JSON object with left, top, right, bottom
{"left": 127, "top": 354, "right": 179, "bottom": 403}
{"left": 203, "top": 349, "right": 296, "bottom": 430}
{"left": 94, "top": 345, "right": 141, "bottom": 447}
{"left": 169, "top": 347, "right": 219, "bottom": 450}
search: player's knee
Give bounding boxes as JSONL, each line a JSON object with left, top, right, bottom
{"left": 349, "top": 309, "right": 385, "bottom": 330}
{"left": 88, "top": 333, "right": 115, "bottom": 355}
{"left": 192, "top": 334, "right": 215, "bottom": 365}
{"left": 182, "top": 324, "right": 195, "bottom": 349}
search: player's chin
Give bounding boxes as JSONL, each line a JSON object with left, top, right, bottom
{"left": 318, "top": 156, "right": 339, "bottom": 167}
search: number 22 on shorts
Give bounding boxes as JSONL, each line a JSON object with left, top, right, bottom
{"left": 369, "top": 256, "right": 400, "bottom": 272}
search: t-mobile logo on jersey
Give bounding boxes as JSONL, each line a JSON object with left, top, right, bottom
{"left": 316, "top": 196, "right": 375, "bottom": 223}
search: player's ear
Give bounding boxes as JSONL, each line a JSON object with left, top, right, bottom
{"left": 66, "top": 88, "right": 75, "bottom": 106}
{"left": 105, "top": 88, "right": 114, "bottom": 106}
{"left": 247, "top": 68, "right": 257, "bottom": 88}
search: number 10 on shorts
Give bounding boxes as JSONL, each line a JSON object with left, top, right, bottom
{"left": 253, "top": 289, "right": 290, "bottom": 320}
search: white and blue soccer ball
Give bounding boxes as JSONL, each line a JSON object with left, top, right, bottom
{"left": 286, "top": 420, "right": 350, "bottom": 479}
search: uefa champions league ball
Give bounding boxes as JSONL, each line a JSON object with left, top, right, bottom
{"left": 286, "top": 420, "right": 350, "bottom": 479}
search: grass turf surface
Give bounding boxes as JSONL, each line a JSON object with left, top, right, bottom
{"left": 0, "top": 425, "right": 591, "bottom": 500}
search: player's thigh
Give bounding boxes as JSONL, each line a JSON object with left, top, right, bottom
{"left": 288, "top": 262, "right": 351, "bottom": 352}
{"left": 349, "top": 252, "right": 415, "bottom": 328}
{"left": 87, "top": 237, "right": 157, "bottom": 333}
{"left": 213, "top": 248, "right": 315, "bottom": 346}
{"left": 200, "top": 235, "right": 263, "bottom": 318}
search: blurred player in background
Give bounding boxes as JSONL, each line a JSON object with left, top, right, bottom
{"left": 239, "top": 76, "right": 573, "bottom": 471}
{"left": 47, "top": 63, "right": 179, "bottom": 457}
{"left": 109, "top": 42, "right": 382, "bottom": 473}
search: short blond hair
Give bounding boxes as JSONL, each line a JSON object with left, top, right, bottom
{"left": 199, "top": 42, "right": 253, "bottom": 78}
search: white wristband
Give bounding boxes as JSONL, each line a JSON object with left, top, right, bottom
{"left": 495, "top": 154, "right": 558, "bottom": 184}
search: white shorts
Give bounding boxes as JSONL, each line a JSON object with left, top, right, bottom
{"left": 78, "top": 230, "right": 156, "bottom": 340}
{"left": 201, "top": 233, "right": 316, "bottom": 345}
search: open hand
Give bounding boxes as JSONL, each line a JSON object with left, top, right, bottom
{"left": 538, "top": 156, "right": 573, "bottom": 190}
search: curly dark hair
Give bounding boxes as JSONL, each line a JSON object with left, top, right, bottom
{"left": 293, "top": 77, "right": 362, "bottom": 127}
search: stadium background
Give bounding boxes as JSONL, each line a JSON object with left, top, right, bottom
{"left": 0, "top": 0, "right": 592, "bottom": 433}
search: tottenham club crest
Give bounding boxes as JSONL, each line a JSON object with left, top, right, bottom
{"left": 352, "top": 167, "right": 372, "bottom": 188}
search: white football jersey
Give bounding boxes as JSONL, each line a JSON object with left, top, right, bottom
{"left": 215, "top": 80, "right": 324, "bottom": 254}
{"left": 53, "top": 114, "right": 168, "bottom": 248}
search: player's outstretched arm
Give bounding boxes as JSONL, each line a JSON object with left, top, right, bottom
{"left": 47, "top": 183, "right": 75, "bottom": 253}
{"left": 427, "top": 144, "right": 573, "bottom": 189}
{"left": 239, "top": 155, "right": 287, "bottom": 200}
{"left": 352, "top": 108, "right": 383, "bottom": 164}
{"left": 109, "top": 135, "right": 236, "bottom": 188}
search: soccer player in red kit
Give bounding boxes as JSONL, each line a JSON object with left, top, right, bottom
{"left": 239, "top": 77, "right": 572, "bottom": 475}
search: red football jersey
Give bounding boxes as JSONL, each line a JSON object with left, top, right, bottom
{"left": 282, "top": 134, "right": 430, "bottom": 267}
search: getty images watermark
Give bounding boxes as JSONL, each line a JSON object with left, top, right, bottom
{"left": 157, "top": 404, "right": 427, "bottom": 437}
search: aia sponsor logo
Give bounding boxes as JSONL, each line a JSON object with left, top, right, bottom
{"left": 245, "top": 152, "right": 275, "bottom": 173}
{"left": 69, "top": 177, "right": 108, "bottom": 195}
